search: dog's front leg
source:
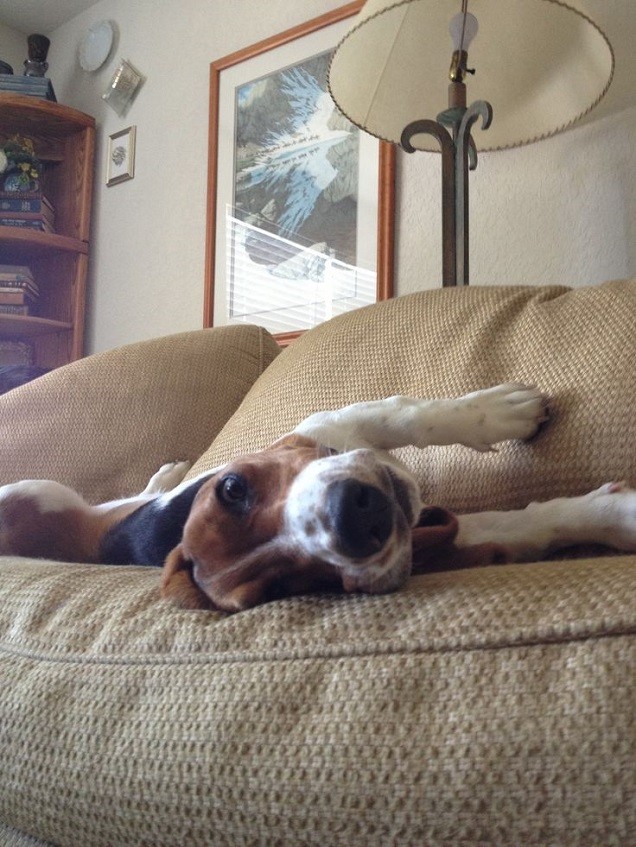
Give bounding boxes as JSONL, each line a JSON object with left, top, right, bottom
{"left": 141, "top": 460, "right": 192, "bottom": 495}
{"left": 455, "top": 482, "right": 636, "bottom": 561}
{"left": 295, "top": 384, "right": 548, "bottom": 453}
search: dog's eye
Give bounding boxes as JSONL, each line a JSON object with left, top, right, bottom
{"left": 217, "top": 474, "right": 249, "bottom": 511}
{"left": 317, "top": 443, "right": 340, "bottom": 458}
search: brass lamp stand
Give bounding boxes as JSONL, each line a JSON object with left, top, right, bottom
{"left": 401, "top": 77, "right": 492, "bottom": 287}
{"left": 328, "top": 0, "right": 614, "bottom": 288}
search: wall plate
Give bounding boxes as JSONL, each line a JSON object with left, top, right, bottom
{"left": 79, "top": 20, "right": 114, "bottom": 72}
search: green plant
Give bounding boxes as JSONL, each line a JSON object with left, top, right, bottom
{"left": 0, "top": 134, "right": 42, "bottom": 188}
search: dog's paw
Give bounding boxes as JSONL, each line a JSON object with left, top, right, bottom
{"left": 583, "top": 481, "right": 636, "bottom": 551}
{"left": 143, "top": 460, "right": 191, "bottom": 494}
{"left": 459, "top": 383, "right": 549, "bottom": 451}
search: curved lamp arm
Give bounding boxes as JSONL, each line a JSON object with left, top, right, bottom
{"left": 401, "top": 119, "right": 457, "bottom": 287}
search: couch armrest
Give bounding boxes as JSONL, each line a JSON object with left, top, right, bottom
{"left": 0, "top": 325, "right": 280, "bottom": 503}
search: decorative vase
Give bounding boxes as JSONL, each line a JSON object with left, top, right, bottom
{"left": 3, "top": 172, "right": 39, "bottom": 193}
{"left": 24, "top": 34, "right": 50, "bottom": 78}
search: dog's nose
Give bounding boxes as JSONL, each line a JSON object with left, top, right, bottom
{"left": 326, "top": 479, "right": 393, "bottom": 558}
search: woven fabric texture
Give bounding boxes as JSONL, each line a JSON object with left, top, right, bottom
{"left": 0, "top": 325, "right": 280, "bottom": 503}
{"left": 0, "top": 554, "right": 634, "bottom": 846}
{"left": 1, "top": 283, "right": 635, "bottom": 845}
{"left": 0, "top": 823, "right": 50, "bottom": 846}
{"left": 189, "top": 280, "right": 636, "bottom": 512}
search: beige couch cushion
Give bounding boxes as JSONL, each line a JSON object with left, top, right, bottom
{"left": 0, "top": 553, "right": 633, "bottom": 846}
{"left": 0, "top": 284, "right": 634, "bottom": 845}
{"left": 188, "top": 280, "right": 636, "bottom": 512}
{"left": 0, "top": 325, "right": 280, "bottom": 503}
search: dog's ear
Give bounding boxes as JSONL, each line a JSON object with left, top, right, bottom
{"left": 270, "top": 432, "right": 320, "bottom": 450}
{"left": 410, "top": 506, "right": 461, "bottom": 573}
{"left": 411, "top": 507, "right": 512, "bottom": 572}
{"left": 161, "top": 544, "right": 214, "bottom": 610}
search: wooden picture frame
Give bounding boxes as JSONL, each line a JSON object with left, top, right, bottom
{"left": 204, "top": 1, "right": 395, "bottom": 345}
{"left": 106, "top": 125, "right": 136, "bottom": 186}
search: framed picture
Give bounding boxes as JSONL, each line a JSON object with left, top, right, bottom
{"left": 205, "top": 1, "right": 395, "bottom": 344}
{"left": 102, "top": 59, "right": 145, "bottom": 117}
{"left": 106, "top": 125, "right": 136, "bottom": 186}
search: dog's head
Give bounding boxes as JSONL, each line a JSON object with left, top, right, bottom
{"left": 161, "top": 434, "right": 423, "bottom": 613}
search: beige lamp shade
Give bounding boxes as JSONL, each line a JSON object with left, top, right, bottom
{"left": 328, "top": 0, "right": 614, "bottom": 152}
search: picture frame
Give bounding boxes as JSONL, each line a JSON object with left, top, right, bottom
{"left": 102, "top": 59, "right": 144, "bottom": 117}
{"left": 106, "top": 125, "right": 136, "bottom": 186}
{"left": 205, "top": 1, "right": 395, "bottom": 345}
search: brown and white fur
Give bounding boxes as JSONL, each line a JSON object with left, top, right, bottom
{"left": 1, "top": 384, "right": 635, "bottom": 613}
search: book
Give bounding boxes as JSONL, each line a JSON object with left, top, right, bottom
{"left": 0, "top": 289, "right": 36, "bottom": 306}
{"left": 0, "top": 211, "right": 55, "bottom": 233}
{"left": 0, "top": 217, "right": 53, "bottom": 233}
{"left": 0, "top": 280, "right": 40, "bottom": 303}
{"left": 0, "top": 265, "right": 35, "bottom": 278}
{"left": 0, "top": 273, "right": 38, "bottom": 284}
{"left": 0, "top": 191, "right": 55, "bottom": 214}
{"left": 0, "top": 280, "right": 39, "bottom": 298}
{"left": 0, "top": 75, "right": 56, "bottom": 101}
{"left": 0, "top": 194, "right": 55, "bottom": 226}
{"left": 0, "top": 192, "right": 54, "bottom": 214}
{"left": 0, "top": 304, "right": 30, "bottom": 316}
{"left": 2, "top": 208, "right": 55, "bottom": 229}
{"left": 0, "top": 273, "right": 36, "bottom": 285}
{"left": 0, "top": 269, "right": 37, "bottom": 290}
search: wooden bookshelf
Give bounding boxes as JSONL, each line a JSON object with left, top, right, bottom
{"left": 0, "top": 94, "right": 95, "bottom": 368}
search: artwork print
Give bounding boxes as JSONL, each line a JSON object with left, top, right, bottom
{"left": 228, "top": 50, "right": 373, "bottom": 333}
{"left": 206, "top": 3, "right": 395, "bottom": 341}
{"left": 106, "top": 125, "right": 136, "bottom": 186}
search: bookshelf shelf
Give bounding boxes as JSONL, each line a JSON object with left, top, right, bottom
{"left": 0, "top": 93, "right": 95, "bottom": 368}
{"left": 0, "top": 227, "right": 88, "bottom": 255}
{"left": 0, "top": 314, "right": 73, "bottom": 338}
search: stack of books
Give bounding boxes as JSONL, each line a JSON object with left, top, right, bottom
{"left": 0, "top": 75, "right": 56, "bottom": 101}
{"left": 0, "top": 190, "right": 56, "bottom": 233}
{"left": 0, "top": 264, "right": 39, "bottom": 317}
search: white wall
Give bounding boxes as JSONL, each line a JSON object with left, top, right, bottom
{"left": 398, "top": 103, "right": 636, "bottom": 294}
{"left": 0, "top": 22, "right": 26, "bottom": 72}
{"left": 7, "top": 0, "right": 635, "bottom": 354}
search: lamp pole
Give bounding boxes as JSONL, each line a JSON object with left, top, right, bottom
{"left": 328, "top": 0, "right": 613, "bottom": 288}
{"left": 400, "top": 30, "right": 492, "bottom": 288}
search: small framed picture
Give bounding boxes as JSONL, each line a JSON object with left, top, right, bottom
{"left": 106, "top": 125, "right": 136, "bottom": 186}
{"left": 102, "top": 59, "right": 144, "bottom": 116}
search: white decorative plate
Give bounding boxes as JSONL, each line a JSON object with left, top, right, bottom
{"left": 78, "top": 20, "right": 114, "bottom": 72}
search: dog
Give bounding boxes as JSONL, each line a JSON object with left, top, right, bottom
{"left": 1, "top": 384, "right": 635, "bottom": 613}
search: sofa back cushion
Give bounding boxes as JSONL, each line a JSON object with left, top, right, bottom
{"left": 0, "top": 325, "right": 280, "bottom": 503}
{"left": 188, "top": 280, "right": 635, "bottom": 512}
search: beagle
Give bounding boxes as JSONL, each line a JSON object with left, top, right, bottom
{"left": 1, "top": 384, "right": 635, "bottom": 613}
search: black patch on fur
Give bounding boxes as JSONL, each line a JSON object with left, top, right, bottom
{"left": 99, "top": 475, "right": 212, "bottom": 567}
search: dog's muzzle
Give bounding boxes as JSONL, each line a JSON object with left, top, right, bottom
{"left": 283, "top": 448, "right": 422, "bottom": 592}
{"left": 326, "top": 478, "right": 393, "bottom": 558}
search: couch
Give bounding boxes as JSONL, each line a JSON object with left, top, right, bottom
{"left": 0, "top": 281, "right": 634, "bottom": 846}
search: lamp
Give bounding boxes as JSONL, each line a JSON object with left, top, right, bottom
{"left": 328, "top": 0, "right": 614, "bottom": 287}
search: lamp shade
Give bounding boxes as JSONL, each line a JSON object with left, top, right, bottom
{"left": 328, "top": 0, "right": 614, "bottom": 152}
